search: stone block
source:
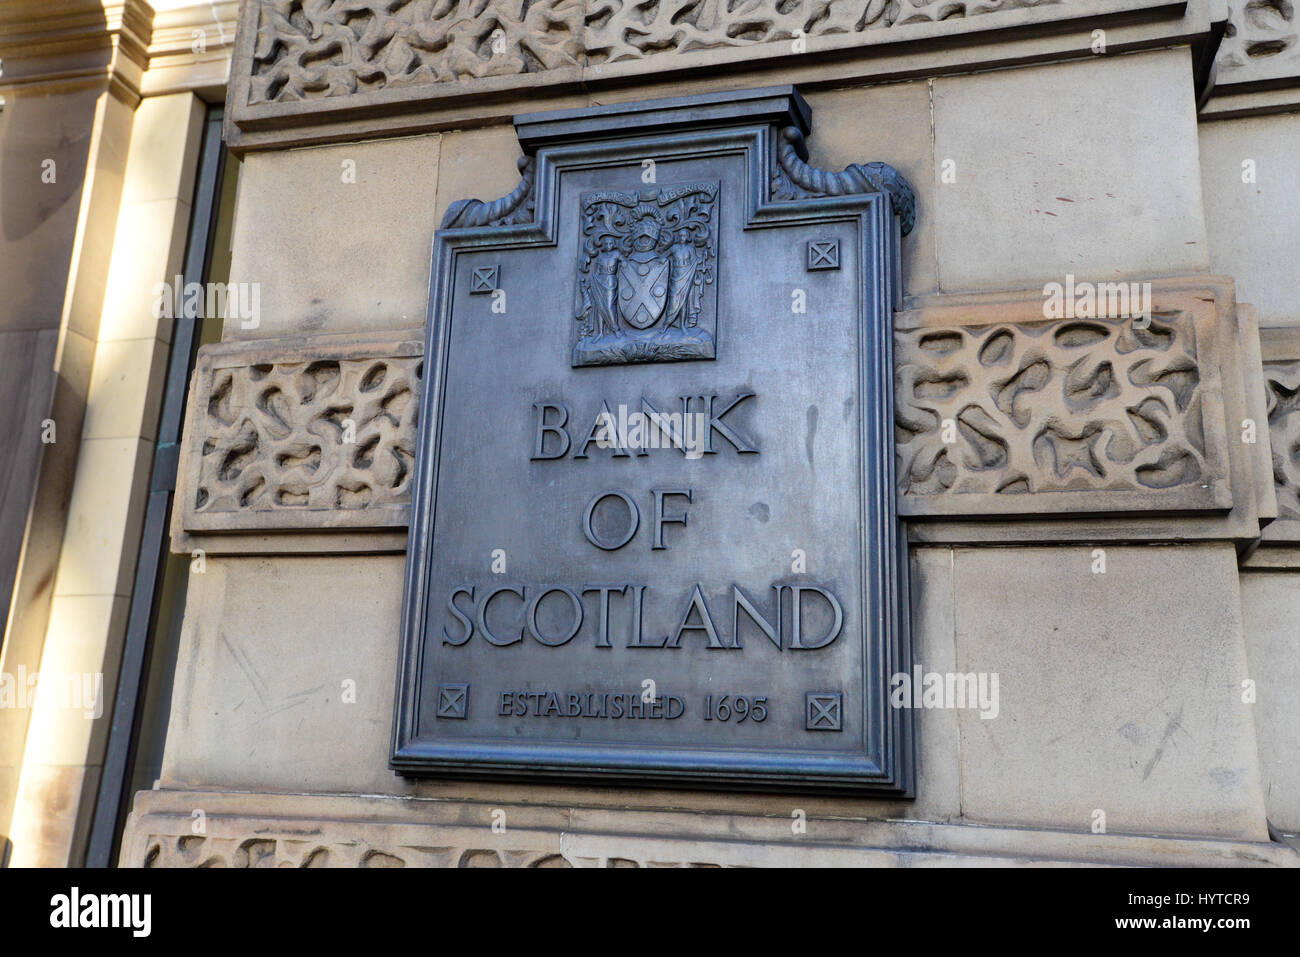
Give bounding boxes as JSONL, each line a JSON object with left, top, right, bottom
{"left": 7, "top": 764, "right": 101, "bottom": 868}
{"left": 1200, "top": 112, "right": 1300, "bottom": 328}
{"left": 173, "top": 331, "right": 423, "bottom": 551}
{"left": 951, "top": 543, "right": 1268, "bottom": 841}
{"left": 226, "top": 134, "right": 441, "bottom": 338}
{"left": 98, "top": 196, "right": 191, "bottom": 344}
{"left": 905, "top": 546, "right": 963, "bottom": 821}
{"left": 52, "top": 437, "right": 152, "bottom": 599}
{"left": 80, "top": 336, "right": 169, "bottom": 441}
{"left": 1214, "top": 1, "right": 1300, "bottom": 89}
{"left": 1239, "top": 571, "right": 1300, "bottom": 833}
{"left": 158, "top": 555, "right": 407, "bottom": 794}
{"left": 0, "top": 327, "right": 61, "bottom": 632}
{"left": 1259, "top": 325, "right": 1300, "bottom": 543}
{"left": 65, "top": 93, "right": 133, "bottom": 343}
{"left": 20, "top": 594, "right": 128, "bottom": 766}
{"left": 0, "top": 84, "right": 99, "bottom": 334}
{"left": 898, "top": 277, "right": 1270, "bottom": 545}
{"left": 932, "top": 49, "right": 1208, "bottom": 293}
{"left": 897, "top": 285, "right": 1231, "bottom": 516}
{"left": 120, "top": 93, "right": 205, "bottom": 205}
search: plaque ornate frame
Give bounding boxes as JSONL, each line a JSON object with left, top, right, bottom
{"left": 392, "top": 87, "right": 915, "bottom": 794}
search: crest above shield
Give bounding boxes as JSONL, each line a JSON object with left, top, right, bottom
{"left": 572, "top": 182, "right": 719, "bottom": 367}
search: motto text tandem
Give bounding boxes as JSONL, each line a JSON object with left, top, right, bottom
{"left": 50, "top": 888, "right": 150, "bottom": 937}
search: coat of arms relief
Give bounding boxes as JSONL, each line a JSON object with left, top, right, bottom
{"left": 572, "top": 182, "right": 719, "bottom": 367}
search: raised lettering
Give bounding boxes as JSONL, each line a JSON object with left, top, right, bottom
{"left": 531, "top": 402, "right": 570, "bottom": 460}
{"left": 442, "top": 585, "right": 475, "bottom": 645}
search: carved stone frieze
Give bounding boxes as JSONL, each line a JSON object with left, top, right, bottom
{"left": 245, "top": 0, "right": 1067, "bottom": 108}
{"left": 1257, "top": 326, "right": 1300, "bottom": 547}
{"left": 1216, "top": 0, "right": 1300, "bottom": 86}
{"left": 249, "top": 0, "right": 585, "bottom": 104}
{"left": 240, "top": 0, "right": 1299, "bottom": 106}
{"left": 118, "top": 787, "right": 1299, "bottom": 867}
{"left": 172, "top": 287, "right": 1271, "bottom": 545}
{"left": 583, "top": 0, "right": 1061, "bottom": 65}
{"left": 178, "top": 332, "right": 423, "bottom": 540}
{"left": 895, "top": 279, "right": 1278, "bottom": 537}
{"left": 226, "top": 0, "right": 1262, "bottom": 148}
{"left": 1265, "top": 359, "right": 1300, "bottom": 521}
{"left": 141, "top": 834, "right": 579, "bottom": 868}
{"left": 897, "top": 314, "right": 1223, "bottom": 505}
{"left": 234, "top": 0, "right": 1249, "bottom": 148}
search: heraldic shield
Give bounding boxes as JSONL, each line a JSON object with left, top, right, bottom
{"left": 619, "top": 254, "right": 670, "bottom": 329}
{"left": 572, "top": 182, "right": 719, "bottom": 367}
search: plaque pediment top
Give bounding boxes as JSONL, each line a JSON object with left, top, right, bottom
{"left": 440, "top": 86, "right": 915, "bottom": 235}
{"left": 512, "top": 86, "right": 813, "bottom": 151}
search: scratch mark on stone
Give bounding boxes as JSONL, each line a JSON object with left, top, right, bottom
{"left": 220, "top": 632, "right": 269, "bottom": 709}
{"left": 1142, "top": 707, "right": 1186, "bottom": 781}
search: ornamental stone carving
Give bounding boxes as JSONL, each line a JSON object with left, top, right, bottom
{"left": 118, "top": 787, "right": 1298, "bottom": 867}
{"left": 170, "top": 286, "right": 1271, "bottom": 543}
{"left": 897, "top": 315, "right": 1221, "bottom": 502}
{"left": 1264, "top": 358, "right": 1300, "bottom": 521}
{"left": 246, "top": 0, "right": 1067, "bottom": 106}
{"left": 893, "top": 279, "right": 1280, "bottom": 534}
{"left": 249, "top": 0, "right": 585, "bottom": 103}
{"left": 229, "top": 1, "right": 1282, "bottom": 148}
{"left": 228, "top": 2, "right": 1292, "bottom": 148}
{"left": 179, "top": 332, "right": 423, "bottom": 537}
{"left": 141, "top": 834, "right": 581, "bottom": 868}
{"left": 1217, "top": 0, "right": 1300, "bottom": 85}
{"left": 1252, "top": 326, "right": 1300, "bottom": 550}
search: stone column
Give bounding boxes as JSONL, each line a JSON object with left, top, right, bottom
{"left": 0, "top": 0, "right": 151, "bottom": 863}
{"left": 0, "top": 0, "right": 236, "bottom": 866}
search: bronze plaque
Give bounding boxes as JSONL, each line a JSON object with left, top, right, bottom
{"left": 393, "top": 87, "right": 914, "bottom": 793}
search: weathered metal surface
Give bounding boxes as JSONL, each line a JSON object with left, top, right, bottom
{"left": 393, "top": 87, "right": 913, "bottom": 793}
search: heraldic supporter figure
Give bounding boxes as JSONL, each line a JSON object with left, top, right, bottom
{"left": 573, "top": 183, "right": 718, "bottom": 367}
